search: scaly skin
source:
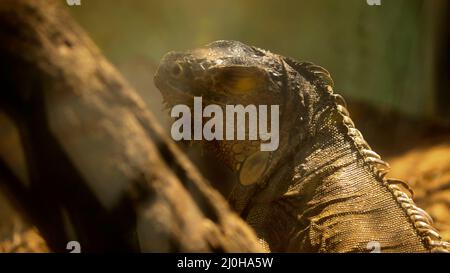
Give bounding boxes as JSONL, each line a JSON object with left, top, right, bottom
{"left": 154, "top": 40, "right": 449, "bottom": 252}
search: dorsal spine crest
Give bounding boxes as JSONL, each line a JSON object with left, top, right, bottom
{"left": 299, "top": 61, "right": 449, "bottom": 252}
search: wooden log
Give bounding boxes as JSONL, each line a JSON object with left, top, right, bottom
{"left": 0, "top": 0, "right": 261, "bottom": 253}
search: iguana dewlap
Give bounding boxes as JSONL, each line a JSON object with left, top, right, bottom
{"left": 154, "top": 40, "right": 449, "bottom": 253}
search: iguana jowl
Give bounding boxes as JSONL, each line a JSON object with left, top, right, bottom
{"left": 154, "top": 40, "right": 449, "bottom": 253}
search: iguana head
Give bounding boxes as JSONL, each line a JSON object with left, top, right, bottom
{"left": 155, "top": 40, "right": 286, "bottom": 107}
{"left": 154, "top": 40, "right": 321, "bottom": 186}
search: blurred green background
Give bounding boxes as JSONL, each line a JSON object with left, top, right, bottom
{"left": 68, "top": 0, "right": 449, "bottom": 121}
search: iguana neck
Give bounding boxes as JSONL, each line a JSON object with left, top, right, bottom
{"left": 228, "top": 73, "right": 338, "bottom": 216}
{"left": 293, "top": 122, "right": 357, "bottom": 189}
{"left": 244, "top": 105, "right": 360, "bottom": 213}
{"left": 259, "top": 100, "right": 446, "bottom": 252}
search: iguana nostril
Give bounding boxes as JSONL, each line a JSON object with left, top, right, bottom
{"left": 171, "top": 63, "right": 183, "bottom": 77}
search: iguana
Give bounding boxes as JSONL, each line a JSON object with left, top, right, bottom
{"left": 154, "top": 40, "right": 449, "bottom": 253}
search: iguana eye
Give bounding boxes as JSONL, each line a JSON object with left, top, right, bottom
{"left": 170, "top": 63, "right": 183, "bottom": 77}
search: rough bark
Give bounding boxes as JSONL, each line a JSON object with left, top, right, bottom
{"left": 0, "top": 0, "right": 261, "bottom": 252}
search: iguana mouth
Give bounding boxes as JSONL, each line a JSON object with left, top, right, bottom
{"left": 155, "top": 64, "right": 221, "bottom": 110}
{"left": 155, "top": 72, "right": 229, "bottom": 112}
{"left": 154, "top": 78, "right": 193, "bottom": 110}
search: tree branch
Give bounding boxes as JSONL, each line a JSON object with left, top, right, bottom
{"left": 0, "top": 0, "right": 261, "bottom": 252}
